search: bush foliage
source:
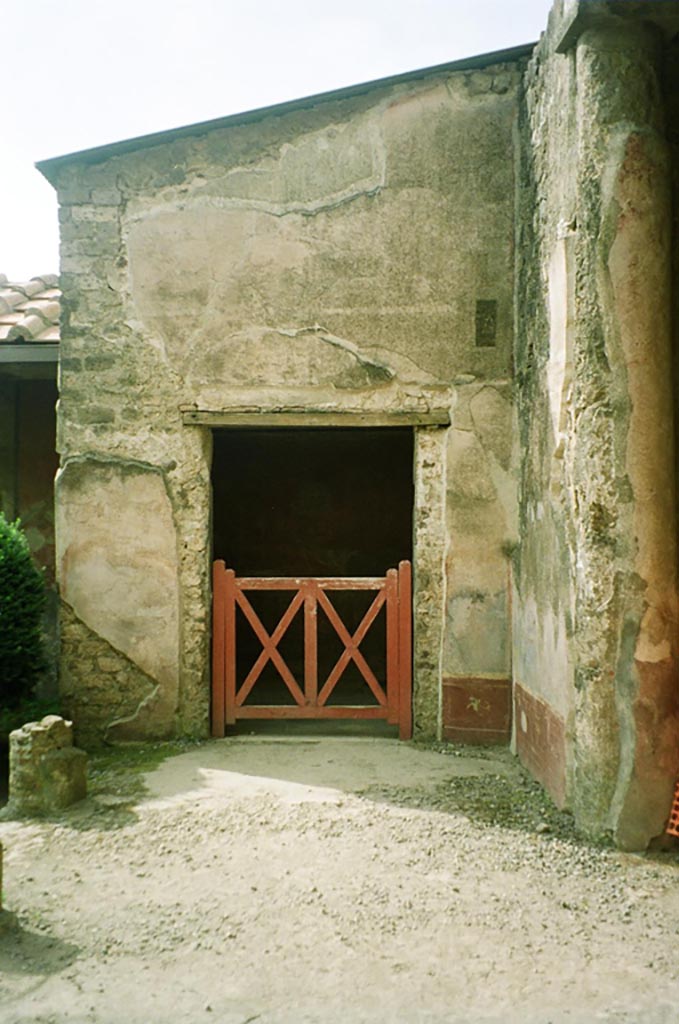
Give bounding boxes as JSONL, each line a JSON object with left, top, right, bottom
{"left": 0, "top": 513, "right": 46, "bottom": 708}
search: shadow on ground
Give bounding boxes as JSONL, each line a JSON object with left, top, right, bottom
{"left": 0, "top": 918, "right": 79, "bottom": 975}
{"left": 5, "top": 724, "right": 673, "bottom": 853}
{"left": 135, "top": 725, "right": 589, "bottom": 845}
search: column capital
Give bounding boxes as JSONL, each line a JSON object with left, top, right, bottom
{"left": 554, "top": 0, "right": 679, "bottom": 54}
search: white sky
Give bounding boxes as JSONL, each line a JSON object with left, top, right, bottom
{"left": 2, "top": 0, "right": 553, "bottom": 280}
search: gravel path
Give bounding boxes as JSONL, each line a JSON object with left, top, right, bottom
{"left": 1, "top": 735, "right": 678, "bottom": 1024}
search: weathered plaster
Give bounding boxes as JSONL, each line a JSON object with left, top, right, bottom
{"left": 515, "top": 6, "right": 679, "bottom": 846}
{"left": 120, "top": 78, "right": 516, "bottom": 395}
{"left": 56, "top": 457, "right": 180, "bottom": 740}
{"left": 48, "top": 60, "right": 521, "bottom": 746}
{"left": 604, "top": 122, "right": 679, "bottom": 847}
{"left": 444, "top": 383, "right": 517, "bottom": 680}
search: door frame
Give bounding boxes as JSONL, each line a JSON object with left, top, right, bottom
{"left": 199, "top": 411, "right": 449, "bottom": 739}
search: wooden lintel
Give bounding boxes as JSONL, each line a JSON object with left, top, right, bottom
{"left": 182, "top": 409, "right": 450, "bottom": 428}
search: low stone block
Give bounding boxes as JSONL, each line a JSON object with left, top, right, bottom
{"left": 8, "top": 716, "right": 88, "bottom": 815}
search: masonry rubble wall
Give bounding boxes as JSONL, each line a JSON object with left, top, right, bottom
{"left": 514, "top": 0, "right": 679, "bottom": 848}
{"left": 46, "top": 60, "right": 522, "bottom": 745}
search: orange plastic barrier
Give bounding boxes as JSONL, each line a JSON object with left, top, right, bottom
{"left": 666, "top": 780, "right": 679, "bottom": 837}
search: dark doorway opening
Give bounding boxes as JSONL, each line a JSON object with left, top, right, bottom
{"left": 211, "top": 428, "right": 413, "bottom": 720}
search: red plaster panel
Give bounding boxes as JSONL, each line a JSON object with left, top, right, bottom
{"left": 514, "top": 683, "right": 567, "bottom": 808}
{"left": 442, "top": 676, "right": 511, "bottom": 745}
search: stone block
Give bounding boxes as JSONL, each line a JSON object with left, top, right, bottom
{"left": 40, "top": 748, "right": 88, "bottom": 809}
{"left": 70, "top": 205, "right": 120, "bottom": 223}
{"left": 8, "top": 716, "right": 88, "bottom": 816}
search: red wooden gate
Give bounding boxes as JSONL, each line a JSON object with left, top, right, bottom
{"left": 212, "top": 561, "right": 412, "bottom": 739}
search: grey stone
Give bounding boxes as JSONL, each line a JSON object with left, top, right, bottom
{"left": 8, "top": 716, "right": 88, "bottom": 816}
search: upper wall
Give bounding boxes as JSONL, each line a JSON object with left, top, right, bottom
{"left": 52, "top": 60, "right": 522, "bottom": 446}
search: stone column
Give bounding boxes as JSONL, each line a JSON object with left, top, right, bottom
{"left": 572, "top": 21, "right": 679, "bottom": 847}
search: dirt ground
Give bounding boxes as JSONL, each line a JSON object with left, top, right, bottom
{"left": 1, "top": 732, "right": 678, "bottom": 1024}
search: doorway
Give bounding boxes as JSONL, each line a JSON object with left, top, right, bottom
{"left": 211, "top": 428, "right": 414, "bottom": 731}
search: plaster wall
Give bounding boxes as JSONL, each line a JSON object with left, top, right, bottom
{"left": 515, "top": 2, "right": 679, "bottom": 848}
{"left": 513, "top": 14, "right": 578, "bottom": 811}
{"left": 49, "top": 62, "right": 521, "bottom": 744}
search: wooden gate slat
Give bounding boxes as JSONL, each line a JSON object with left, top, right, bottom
{"left": 238, "top": 577, "right": 384, "bottom": 591}
{"left": 238, "top": 706, "right": 387, "bottom": 720}
{"left": 304, "top": 582, "right": 318, "bottom": 704}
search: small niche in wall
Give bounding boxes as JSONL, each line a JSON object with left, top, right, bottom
{"left": 475, "top": 299, "right": 497, "bottom": 348}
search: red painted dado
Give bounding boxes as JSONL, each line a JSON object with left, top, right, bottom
{"left": 442, "top": 676, "right": 511, "bottom": 744}
{"left": 514, "top": 684, "right": 567, "bottom": 809}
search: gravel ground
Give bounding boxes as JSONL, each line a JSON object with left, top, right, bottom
{"left": 0, "top": 735, "right": 678, "bottom": 1024}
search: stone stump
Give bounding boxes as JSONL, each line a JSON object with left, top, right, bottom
{"left": 8, "top": 715, "right": 87, "bottom": 815}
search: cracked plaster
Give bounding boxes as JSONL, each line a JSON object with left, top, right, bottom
{"left": 50, "top": 58, "right": 519, "bottom": 746}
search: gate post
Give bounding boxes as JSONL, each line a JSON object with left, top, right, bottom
{"left": 398, "top": 560, "right": 413, "bottom": 740}
{"left": 224, "top": 569, "right": 237, "bottom": 726}
{"left": 211, "top": 560, "right": 226, "bottom": 737}
{"left": 304, "top": 580, "right": 318, "bottom": 705}
{"left": 386, "top": 569, "right": 399, "bottom": 725}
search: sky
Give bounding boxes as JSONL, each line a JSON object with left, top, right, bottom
{"left": 2, "top": 0, "right": 553, "bottom": 280}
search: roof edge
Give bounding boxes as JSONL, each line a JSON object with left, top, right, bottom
{"left": 36, "top": 41, "right": 535, "bottom": 185}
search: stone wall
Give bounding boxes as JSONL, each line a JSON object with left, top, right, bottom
{"left": 513, "top": 6, "right": 578, "bottom": 819}
{"left": 514, "top": 1, "right": 679, "bottom": 848}
{"left": 44, "top": 58, "right": 523, "bottom": 744}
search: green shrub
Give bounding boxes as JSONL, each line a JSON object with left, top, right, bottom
{"left": 0, "top": 513, "right": 46, "bottom": 708}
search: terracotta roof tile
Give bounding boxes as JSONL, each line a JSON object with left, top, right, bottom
{"left": 0, "top": 276, "right": 60, "bottom": 343}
